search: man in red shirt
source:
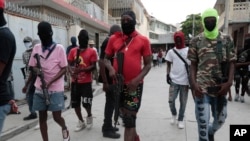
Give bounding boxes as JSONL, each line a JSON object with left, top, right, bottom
{"left": 68, "top": 29, "right": 98, "bottom": 131}
{"left": 104, "top": 10, "right": 152, "bottom": 141}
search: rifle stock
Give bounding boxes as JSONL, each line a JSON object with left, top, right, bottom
{"left": 34, "top": 53, "right": 50, "bottom": 105}
{"left": 114, "top": 52, "right": 124, "bottom": 127}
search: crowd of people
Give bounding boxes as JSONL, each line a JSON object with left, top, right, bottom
{"left": 0, "top": 0, "right": 250, "bottom": 140}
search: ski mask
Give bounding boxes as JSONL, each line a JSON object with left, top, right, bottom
{"left": 174, "top": 31, "right": 185, "bottom": 49}
{"left": 37, "top": 21, "right": 53, "bottom": 47}
{"left": 71, "top": 36, "right": 77, "bottom": 46}
{"left": 121, "top": 10, "right": 136, "bottom": 35}
{"left": 201, "top": 8, "right": 219, "bottom": 39}
{"left": 0, "top": 0, "right": 6, "bottom": 27}
{"left": 109, "top": 24, "right": 122, "bottom": 36}
{"left": 78, "top": 29, "right": 89, "bottom": 49}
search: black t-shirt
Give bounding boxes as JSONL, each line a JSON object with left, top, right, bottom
{"left": 236, "top": 48, "right": 250, "bottom": 71}
{"left": 0, "top": 27, "right": 16, "bottom": 105}
{"left": 99, "top": 37, "right": 113, "bottom": 84}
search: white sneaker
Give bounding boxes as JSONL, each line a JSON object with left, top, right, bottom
{"left": 178, "top": 121, "right": 185, "bottom": 129}
{"left": 170, "top": 115, "right": 177, "bottom": 125}
{"left": 234, "top": 94, "right": 239, "bottom": 101}
{"left": 62, "top": 129, "right": 70, "bottom": 141}
{"left": 86, "top": 116, "right": 93, "bottom": 128}
{"left": 240, "top": 96, "right": 245, "bottom": 103}
{"left": 74, "top": 120, "right": 86, "bottom": 132}
{"left": 34, "top": 124, "right": 39, "bottom": 130}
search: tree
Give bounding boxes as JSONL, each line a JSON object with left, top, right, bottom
{"left": 180, "top": 14, "right": 203, "bottom": 40}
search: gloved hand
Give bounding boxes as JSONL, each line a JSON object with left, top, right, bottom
{"left": 166, "top": 74, "right": 172, "bottom": 84}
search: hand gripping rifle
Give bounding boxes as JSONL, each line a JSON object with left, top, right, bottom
{"left": 34, "top": 53, "right": 50, "bottom": 105}
{"left": 114, "top": 52, "right": 124, "bottom": 127}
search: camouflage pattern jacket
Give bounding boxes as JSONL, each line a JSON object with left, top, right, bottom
{"left": 188, "top": 32, "right": 236, "bottom": 96}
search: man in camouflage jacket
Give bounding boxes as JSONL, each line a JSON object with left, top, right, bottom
{"left": 188, "top": 8, "right": 236, "bottom": 141}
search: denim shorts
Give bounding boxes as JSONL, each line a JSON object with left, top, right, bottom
{"left": 0, "top": 104, "right": 11, "bottom": 136}
{"left": 33, "top": 90, "right": 65, "bottom": 111}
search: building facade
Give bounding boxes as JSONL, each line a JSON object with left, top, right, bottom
{"left": 214, "top": 0, "right": 250, "bottom": 49}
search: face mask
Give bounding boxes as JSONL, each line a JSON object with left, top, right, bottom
{"left": 121, "top": 22, "right": 135, "bottom": 35}
{"left": 204, "top": 22, "right": 216, "bottom": 31}
{"left": 79, "top": 39, "right": 88, "bottom": 49}
{"left": 24, "top": 42, "right": 32, "bottom": 49}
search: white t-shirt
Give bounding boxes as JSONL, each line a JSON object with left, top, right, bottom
{"left": 152, "top": 52, "right": 158, "bottom": 60}
{"left": 165, "top": 47, "right": 190, "bottom": 85}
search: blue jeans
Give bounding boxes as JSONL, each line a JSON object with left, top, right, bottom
{"left": 195, "top": 94, "right": 227, "bottom": 141}
{"left": 0, "top": 104, "right": 11, "bottom": 137}
{"left": 168, "top": 82, "right": 189, "bottom": 121}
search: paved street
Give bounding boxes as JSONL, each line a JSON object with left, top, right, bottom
{"left": 2, "top": 64, "right": 250, "bottom": 141}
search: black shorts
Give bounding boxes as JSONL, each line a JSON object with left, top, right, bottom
{"left": 120, "top": 83, "right": 143, "bottom": 112}
{"left": 70, "top": 82, "right": 93, "bottom": 108}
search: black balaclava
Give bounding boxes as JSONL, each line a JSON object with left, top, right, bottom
{"left": 37, "top": 21, "right": 53, "bottom": 48}
{"left": 121, "top": 10, "right": 136, "bottom": 35}
{"left": 78, "top": 29, "right": 89, "bottom": 49}
{"left": 71, "top": 36, "right": 77, "bottom": 46}
{"left": 0, "top": 0, "right": 6, "bottom": 27}
{"left": 109, "top": 24, "right": 121, "bottom": 36}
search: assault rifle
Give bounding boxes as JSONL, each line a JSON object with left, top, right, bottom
{"left": 66, "top": 48, "right": 80, "bottom": 109}
{"left": 34, "top": 54, "right": 50, "bottom": 105}
{"left": 114, "top": 52, "right": 124, "bottom": 127}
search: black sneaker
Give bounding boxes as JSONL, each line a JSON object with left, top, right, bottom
{"left": 103, "top": 131, "right": 120, "bottom": 139}
{"left": 23, "top": 114, "right": 37, "bottom": 120}
{"left": 112, "top": 126, "right": 119, "bottom": 132}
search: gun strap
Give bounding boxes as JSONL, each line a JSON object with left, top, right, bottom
{"left": 41, "top": 43, "right": 57, "bottom": 60}
{"left": 173, "top": 49, "right": 189, "bottom": 74}
{"left": 117, "top": 36, "right": 133, "bottom": 53}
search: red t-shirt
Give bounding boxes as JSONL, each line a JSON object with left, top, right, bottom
{"left": 105, "top": 31, "right": 151, "bottom": 84}
{"left": 68, "top": 47, "right": 98, "bottom": 83}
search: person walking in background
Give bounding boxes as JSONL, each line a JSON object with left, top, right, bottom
{"left": 28, "top": 21, "right": 70, "bottom": 141}
{"left": 234, "top": 40, "right": 250, "bottom": 103}
{"left": 68, "top": 29, "right": 98, "bottom": 131}
{"left": 89, "top": 39, "right": 100, "bottom": 86}
{"left": 188, "top": 8, "right": 236, "bottom": 141}
{"left": 165, "top": 31, "right": 190, "bottom": 129}
{"left": 65, "top": 36, "right": 78, "bottom": 91}
{"left": 0, "top": 0, "right": 17, "bottom": 137}
{"left": 157, "top": 49, "right": 163, "bottom": 67}
{"left": 152, "top": 49, "right": 158, "bottom": 67}
{"left": 99, "top": 24, "right": 122, "bottom": 139}
{"left": 66, "top": 36, "right": 77, "bottom": 56}
{"left": 104, "top": 10, "right": 152, "bottom": 141}
{"left": 22, "top": 36, "right": 38, "bottom": 121}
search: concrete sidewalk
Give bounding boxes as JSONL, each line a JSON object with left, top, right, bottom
{"left": 2, "top": 65, "right": 250, "bottom": 141}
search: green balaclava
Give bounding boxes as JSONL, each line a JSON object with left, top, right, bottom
{"left": 201, "top": 8, "right": 219, "bottom": 39}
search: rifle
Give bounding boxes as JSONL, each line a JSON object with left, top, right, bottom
{"left": 34, "top": 53, "right": 50, "bottom": 105}
{"left": 66, "top": 48, "right": 81, "bottom": 109}
{"left": 114, "top": 52, "right": 124, "bottom": 127}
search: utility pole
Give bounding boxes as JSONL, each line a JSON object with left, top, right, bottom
{"left": 224, "top": 0, "right": 230, "bottom": 34}
{"left": 192, "top": 14, "right": 195, "bottom": 37}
